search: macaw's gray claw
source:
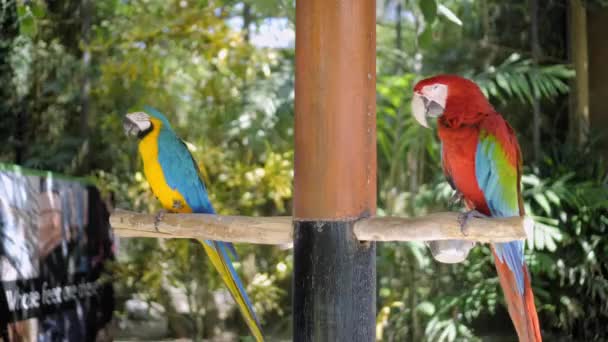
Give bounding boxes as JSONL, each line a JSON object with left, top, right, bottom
{"left": 457, "top": 209, "right": 488, "bottom": 236}
{"left": 172, "top": 200, "right": 183, "bottom": 210}
{"left": 154, "top": 210, "right": 167, "bottom": 232}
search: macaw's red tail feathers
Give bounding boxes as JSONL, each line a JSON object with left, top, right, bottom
{"left": 200, "top": 240, "right": 264, "bottom": 342}
{"left": 493, "top": 251, "right": 542, "bottom": 342}
{"left": 521, "top": 269, "right": 542, "bottom": 342}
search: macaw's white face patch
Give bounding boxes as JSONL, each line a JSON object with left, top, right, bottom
{"left": 124, "top": 112, "right": 152, "bottom": 137}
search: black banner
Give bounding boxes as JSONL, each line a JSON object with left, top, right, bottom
{"left": 0, "top": 165, "right": 114, "bottom": 341}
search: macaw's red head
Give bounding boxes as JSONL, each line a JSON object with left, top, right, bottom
{"left": 411, "top": 74, "right": 494, "bottom": 128}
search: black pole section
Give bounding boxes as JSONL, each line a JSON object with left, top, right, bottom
{"left": 293, "top": 0, "right": 377, "bottom": 341}
{"left": 293, "top": 222, "right": 376, "bottom": 341}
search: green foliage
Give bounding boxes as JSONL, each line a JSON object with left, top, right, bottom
{"left": 522, "top": 143, "right": 608, "bottom": 340}
{"left": 419, "top": 0, "right": 438, "bottom": 25}
{"left": 585, "top": 0, "right": 608, "bottom": 8}
{"left": 474, "top": 54, "right": 574, "bottom": 106}
{"left": 415, "top": 1, "right": 462, "bottom": 49}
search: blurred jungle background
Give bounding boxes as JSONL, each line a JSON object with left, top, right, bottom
{"left": 1, "top": 0, "right": 607, "bottom": 340}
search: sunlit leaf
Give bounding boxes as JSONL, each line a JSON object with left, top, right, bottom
{"left": 417, "top": 301, "right": 436, "bottom": 315}
{"left": 437, "top": 4, "right": 462, "bottom": 26}
{"left": 530, "top": 221, "right": 563, "bottom": 252}
{"left": 534, "top": 193, "right": 552, "bottom": 215}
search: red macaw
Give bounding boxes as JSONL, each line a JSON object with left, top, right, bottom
{"left": 411, "top": 75, "right": 542, "bottom": 341}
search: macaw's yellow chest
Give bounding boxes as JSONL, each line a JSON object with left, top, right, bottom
{"left": 138, "top": 125, "right": 191, "bottom": 213}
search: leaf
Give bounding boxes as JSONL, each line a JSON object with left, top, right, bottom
{"left": 534, "top": 193, "right": 552, "bottom": 215}
{"left": 17, "top": 5, "right": 37, "bottom": 37}
{"left": 419, "top": 0, "right": 438, "bottom": 25}
{"left": 437, "top": 320, "right": 457, "bottom": 342}
{"left": 495, "top": 73, "right": 511, "bottom": 96}
{"left": 546, "top": 190, "right": 561, "bottom": 205}
{"left": 31, "top": 2, "right": 46, "bottom": 19}
{"left": 531, "top": 221, "right": 563, "bottom": 252}
{"left": 416, "top": 301, "right": 436, "bottom": 315}
{"left": 437, "top": 4, "right": 462, "bottom": 26}
{"left": 418, "top": 26, "right": 434, "bottom": 49}
{"left": 377, "top": 132, "right": 391, "bottom": 162}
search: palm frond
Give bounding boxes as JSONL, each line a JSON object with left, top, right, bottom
{"left": 473, "top": 54, "right": 575, "bottom": 105}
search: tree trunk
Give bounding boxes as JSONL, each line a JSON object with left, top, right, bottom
{"left": 529, "top": 0, "right": 541, "bottom": 164}
{"left": 395, "top": 2, "right": 403, "bottom": 62}
{"left": 587, "top": 6, "right": 608, "bottom": 165}
{"left": 243, "top": 3, "right": 252, "bottom": 43}
{"left": 0, "top": 0, "right": 20, "bottom": 163}
{"left": 80, "top": 0, "right": 92, "bottom": 172}
{"left": 568, "top": 0, "right": 589, "bottom": 146}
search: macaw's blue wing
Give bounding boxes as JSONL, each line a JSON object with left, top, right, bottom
{"left": 157, "top": 130, "right": 214, "bottom": 213}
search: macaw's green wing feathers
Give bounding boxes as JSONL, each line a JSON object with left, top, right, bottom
{"left": 475, "top": 118, "right": 524, "bottom": 289}
{"left": 476, "top": 116, "right": 541, "bottom": 342}
{"left": 475, "top": 119, "right": 522, "bottom": 216}
{"left": 200, "top": 240, "right": 264, "bottom": 342}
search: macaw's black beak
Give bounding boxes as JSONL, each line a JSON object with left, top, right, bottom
{"left": 123, "top": 112, "right": 152, "bottom": 138}
{"left": 422, "top": 96, "right": 445, "bottom": 118}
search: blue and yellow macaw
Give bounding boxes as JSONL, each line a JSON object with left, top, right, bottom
{"left": 124, "top": 106, "right": 263, "bottom": 341}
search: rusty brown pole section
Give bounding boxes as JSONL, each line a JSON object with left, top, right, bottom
{"left": 294, "top": 2, "right": 376, "bottom": 219}
{"left": 293, "top": 0, "right": 377, "bottom": 340}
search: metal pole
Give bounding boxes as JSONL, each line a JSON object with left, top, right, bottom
{"left": 293, "top": 0, "right": 376, "bottom": 341}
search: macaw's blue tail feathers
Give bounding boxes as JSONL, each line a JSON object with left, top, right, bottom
{"left": 199, "top": 240, "right": 264, "bottom": 342}
{"left": 224, "top": 241, "right": 239, "bottom": 260}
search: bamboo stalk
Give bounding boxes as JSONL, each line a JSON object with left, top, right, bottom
{"left": 110, "top": 210, "right": 529, "bottom": 244}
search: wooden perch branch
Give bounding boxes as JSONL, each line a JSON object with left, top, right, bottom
{"left": 354, "top": 212, "right": 529, "bottom": 243}
{"left": 111, "top": 210, "right": 529, "bottom": 244}
{"left": 110, "top": 210, "right": 293, "bottom": 244}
